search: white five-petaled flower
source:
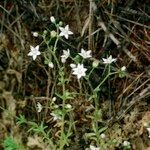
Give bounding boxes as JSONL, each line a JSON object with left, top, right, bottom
{"left": 50, "top": 16, "right": 55, "bottom": 23}
{"left": 146, "top": 128, "right": 150, "bottom": 138}
{"left": 32, "top": 32, "right": 38, "bottom": 37}
{"left": 61, "top": 49, "right": 70, "bottom": 63}
{"left": 59, "top": 25, "right": 73, "bottom": 39}
{"left": 79, "top": 48, "right": 92, "bottom": 59}
{"left": 90, "top": 145, "right": 100, "bottom": 150}
{"left": 37, "top": 102, "right": 42, "bottom": 113}
{"left": 102, "top": 55, "right": 117, "bottom": 64}
{"left": 72, "top": 64, "right": 87, "bottom": 79}
{"left": 28, "top": 45, "right": 41, "bottom": 60}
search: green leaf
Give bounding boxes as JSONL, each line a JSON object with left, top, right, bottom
{"left": 3, "top": 136, "right": 20, "bottom": 150}
{"left": 16, "top": 115, "right": 27, "bottom": 125}
{"left": 55, "top": 91, "right": 75, "bottom": 101}
{"left": 84, "top": 133, "right": 96, "bottom": 141}
{"left": 98, "top": 126, "right": 108, "bottom": 134}
{"left": 73, "top": 55, "right": 82, "bottom": 63}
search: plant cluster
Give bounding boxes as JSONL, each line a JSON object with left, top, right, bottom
{"left": 18, "top": 16, "right": 128, "bottom": 149}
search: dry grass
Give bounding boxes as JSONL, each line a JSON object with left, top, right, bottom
{"left": 0, "top": 0, "right": 150, "bottom": 149}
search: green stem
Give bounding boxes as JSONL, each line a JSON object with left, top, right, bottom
{"left": 94, "top": 72, "right": 117, "bottom": 92}
{"left": 59, "top": 68, "right": 67, "bottom": 149}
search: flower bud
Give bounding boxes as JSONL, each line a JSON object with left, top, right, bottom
{"left": 121, "top": 66, "right": 126, "bottom": 71}
{"left": 65, "top": 104, "right": 72, "bottom": 109}
{"left": 43, "top": 30, "right": 48, "bottom": 36}
{"left": 100, "top": 133, "right": 106, "bottom": 139}
{"left": 59, "top": 21, "right": 63, "bottom": 26}
{"left": 70, "top": 63, "right": 76, "bottom": 69}
{"left": 52, "top": 97, "right": 56, "bottom": 102}
{"left": 48, "top": 62, "right": 54, "bottom": 68}
{"left": 32, "top": 32, "right": 38, "bottom": 37}
{"left": 92, "top": 59, "right": 99, "bottom": 68}
{"left": 50, "top": 30, "right": 57, "bottom": 38}
{"left": 50, "top": 16, "right": 55, "bottom": 23}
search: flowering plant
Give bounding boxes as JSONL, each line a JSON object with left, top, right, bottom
{"left": 26, "top": 16, "right": 128, "bottom": 149}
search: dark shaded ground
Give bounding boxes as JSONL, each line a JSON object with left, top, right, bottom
{"left": 0, "top": 0, "right": 150, "bottom": 149}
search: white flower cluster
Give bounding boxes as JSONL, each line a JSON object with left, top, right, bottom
{"left": 28, "top": 16, "right": 126, "bottom": 81}
{"left": 28, "top": 16, "right": 73, "bottom": 61}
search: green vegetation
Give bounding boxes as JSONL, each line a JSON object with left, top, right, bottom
{"left": 0, "top": 0, "right": 149, "bottom": 149}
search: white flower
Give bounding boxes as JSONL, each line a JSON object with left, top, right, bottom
{"left": 28, "top": 45, "right": 41, "bottom": 60}
{"left": 147, "top": 128, "right": 150, "bottom": 138}
{"left": 52, "top": 97, "right": 56, "bottom": 102}
{"left": 61, "top": 49, "right": 70, "bottom": 63}
{"left": 102, "top": 55, "right": 117, "bottom": 64}
{"left": 59, "top": 25, "right": 73, "bottom": 39}
{"left": 72, "top": 64, "right": 87, "bottom": 79}
{"left": 121, "top": 66, "right": 126, "bottom": 71}
{"left": 32, "top": 32, "right": 38, "bottom": 37}
{"left": 65, "top": 104, "right": 72, "bottom": 109}
{"left": 61, "top": 57, "right": 66, "bottom": 63}
{"left": 37, "top": 102, "right": 42, "bottom": 113}
{"left": 50, "top": 16, "right": 55, "bottom": 23}
{"left": 54, "top": 105, "right": 59, "bottom": 109}
{"left": 79, "top": 48, "right": 92, "bottom": 59}
{"left": 100, "top": 133, "right": 106, "bottom": 139}
{"left": 90, "top": 145, "right": 100, "bottom": 150}
{"left": 70, "top": 63, "right": 76, "bottom": 69}
{"left": 50, "top": 112, "right": 61, "bottom": 121}
{"left": 48, "top": 62, "right": 54, "bottom": 68}
{"left": 123, "top": 141, "right": 130, "bottom": 147}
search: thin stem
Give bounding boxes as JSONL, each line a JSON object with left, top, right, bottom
{"left": 94, "top": 72, "right": 117, "bottom": 92}
{"left": 78, "top": 79, "right": 82, "bottom": 95}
